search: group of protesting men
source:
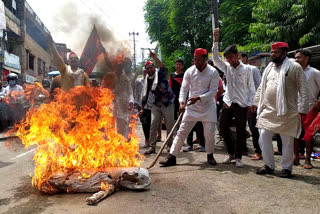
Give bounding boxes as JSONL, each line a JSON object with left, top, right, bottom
{"left": 135, "top": 28, "right": 320, "bottom": 178}
{"left": 2, "top": 28, "right": 319, "bottom": 179}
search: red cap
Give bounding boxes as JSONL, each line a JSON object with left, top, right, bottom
{"left": 271, "top": 42, "right": 288, "bottom": 50}
{"left": 145, "top": 61, "right": 153, "bottom": 66}
{"left": 194, "top": 48, "right": 207, "bottom": 56}
{"left": 69, "top": 51, "right": 78, "bottom": 59}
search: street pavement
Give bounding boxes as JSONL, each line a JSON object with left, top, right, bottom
{"left": 0, "top": 124, "right": 319, "bottom": 214}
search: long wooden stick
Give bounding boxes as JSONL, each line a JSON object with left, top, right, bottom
{"left": 147, "top": 112, "right": 183, "bottom": 169}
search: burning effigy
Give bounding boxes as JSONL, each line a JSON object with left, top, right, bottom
{"left": 9, "top": 81, "right": 150, "bottom": 205}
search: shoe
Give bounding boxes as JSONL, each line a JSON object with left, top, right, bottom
{"left": 251, "top": 153, "right": 262, "bottom": 160}
{"left": 159, "top": 154, "right": 176, "bottom": 167}
{"left": 144, "top": 147, "right": 155, "bottom": 155}
{"left": 195, "top": 146, "right": 206, "bottom": 152}
{"left": 183, "top": 146, "right": 193, "bottom": 152}
{"left": 222, "top": 154, "right": 235, "bottom": 164}
{"left": 207, "top": 154, "right": 217, "bottom": 166}
{"left": 235, "top": 159, "right": 244, "bottom": 168}
{"left": 256, "top": 165, "right": 274, "bottom": 175}
{"left": 279, "top": 169, "right": 292, "bottom": 178}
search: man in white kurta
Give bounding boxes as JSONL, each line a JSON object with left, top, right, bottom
{"left": 159, "top": 48, "right": 219, "bottom": 167}
{"left": 253, "top": 42, "right": 309, "bottom": 178}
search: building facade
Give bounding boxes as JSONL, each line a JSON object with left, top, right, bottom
{"left": 0, "top": 0, "right": 65, "bottom": 85}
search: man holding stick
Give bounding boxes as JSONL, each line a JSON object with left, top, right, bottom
{"left": 160, "top": 48, "right": 220, "bottom": 167}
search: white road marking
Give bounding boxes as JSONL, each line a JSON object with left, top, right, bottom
{"left": 11, "top": 148, "right": 36, "bottom": 160}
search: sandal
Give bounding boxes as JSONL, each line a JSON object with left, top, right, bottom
{"left": 195, "top": 146, "right": 206, "bottom": 152}
{"left": 303, "top": 163, "right": 313, "bottom": 169}
{"left": 183, "top": 146, "right": 193, "bottom": 152}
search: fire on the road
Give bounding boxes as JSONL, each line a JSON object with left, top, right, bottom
{"left": 14, "top": 86, "right": 143, "bottom": 193}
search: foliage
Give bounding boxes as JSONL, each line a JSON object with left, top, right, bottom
{"left": 218, "top": 0, "right": 256, "bottom": 50}
{"left": 248, "top": 0, "right": 320, "bottom": 52}
{"left": 144, "top": 0, "right": 320, "bottom": 66}
{"left": 144, "top": 0, "right": 213, "bottom": 72}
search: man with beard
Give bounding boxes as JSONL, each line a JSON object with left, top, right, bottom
{"left": 159, "top": 48, "right": 219, "bottom": 167}
{"left": 252, "top": 42, "right": 309, "bottom": 178}
{"left": 48, "top": 35, "right": 90, "bottom": 91}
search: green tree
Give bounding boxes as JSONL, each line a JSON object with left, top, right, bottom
{"left": 218, "top": 0, "right": 257, "bottom": 50}
{"left": 248, "top": 0, "right": 320, "bottom": 52}
{"left": 144, "top": 0, "right": 213, "bottom": 72}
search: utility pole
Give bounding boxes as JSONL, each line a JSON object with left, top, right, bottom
{"left": 129, "top": 32, "right": 139, "bottom": 72}
{"left": 211, "top": 0, "right": 219, "bottom": 31}
{"left": 141, "top": 48, "right": 155, "bottom": 63}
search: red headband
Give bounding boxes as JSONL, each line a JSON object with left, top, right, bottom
{"left": 145, "top": 61, "right": 153, "bottom": 66}
{"left": 271, "top": 42, "right": 288, "bottom": 50}
{"left": 194, "top": 48, "right": 207, "bottom": 56}
{"left": 69, "top": 51, "right": 78, "bottom": 59}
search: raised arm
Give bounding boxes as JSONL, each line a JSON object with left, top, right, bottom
{"left": 149, "top": 49, "right": 164, "bottom": 68}
{"left": 212, "top": 28, "right": 227, "bottom": 73}
{"left": 47, "top": 34, "right": 66, "bottom": 74}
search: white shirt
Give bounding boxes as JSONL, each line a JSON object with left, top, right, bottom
{"left": 248, "top": 64, "right": 261, "bottom": 90}
{"left": 67, "top": 66, "right": 84, "bottom": 87}
{"left": 3, "top": 84, "right": 24, "bottom": 95}
{"left": 212, "top": 42, "right": 256, "bottom": 107}
{"left": 3, "top": 84, "right": 24, "bottom": 103}
{"left": 298, "top": 65, "right": 320, "bottom": 111}
{"left": 179, "top": 64, "right": 219, "bottom": 122}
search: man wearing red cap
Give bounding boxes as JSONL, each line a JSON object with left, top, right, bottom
{"left": 140, "top": 50, "right": 175, "bottom": 155}
{"left": 160, "top": 48, "right": 220, "bottom": 167}
{"left": 48, "top": 35, "right": 90, "bottom": 91}
{"left": 252, "top": 42, "right": 309, "bottom": 178}
{"left": 213, "top": 28, "right": 256, "bottom": 167}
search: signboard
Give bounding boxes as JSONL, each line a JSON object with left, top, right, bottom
{"left": 25, "top": 74, "right": 38, "bottom": 84}
{"left": 4, "top": 51, "right": 21, "bottom": 73}
{"left": 208, "top": 52, "right": 225, "bottom": 61}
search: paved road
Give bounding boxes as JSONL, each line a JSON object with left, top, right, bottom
{"left": 0, "top": 124, "right": 319, "bottom": 214}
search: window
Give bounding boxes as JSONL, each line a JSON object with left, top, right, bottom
{"left": 25, "top": 50, "right": 29, "bottom": 69}
{"left": 38, "top": 58, "right": 42, "bottom": 74}
{"left": 29, "top": 53, "right": 34, "bottom": 70}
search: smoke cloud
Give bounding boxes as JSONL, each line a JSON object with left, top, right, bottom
{"left": 50, "top": 2, "right": 131, "bottom": 57}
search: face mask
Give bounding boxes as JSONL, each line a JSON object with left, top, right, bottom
{"left": 9, "top": 80, "right": 16, "bottom": 85}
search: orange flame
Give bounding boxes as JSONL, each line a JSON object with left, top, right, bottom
{"left": 14, "top": 86, "right": 143, "bottom": 192}
{"left": 101, "top": 182, "right": 109, "bottom": 190}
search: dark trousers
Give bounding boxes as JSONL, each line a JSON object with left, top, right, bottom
{"left": 248, "top": 111, "right": 261, "bottom": 154}
{"left": 187, "top": 121, "right": 205, "bottom": 147}
{"left": 298, "top": 129, "right": 306, "bottom": 154}
{"left": 140, "top": 109, "right": 151, "bottom": 140}
{"left": 219, "top": 103, "right": 248, "bottom": 159}
{"left": 275, "top": 134, "right": 282, "bottom": 153}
